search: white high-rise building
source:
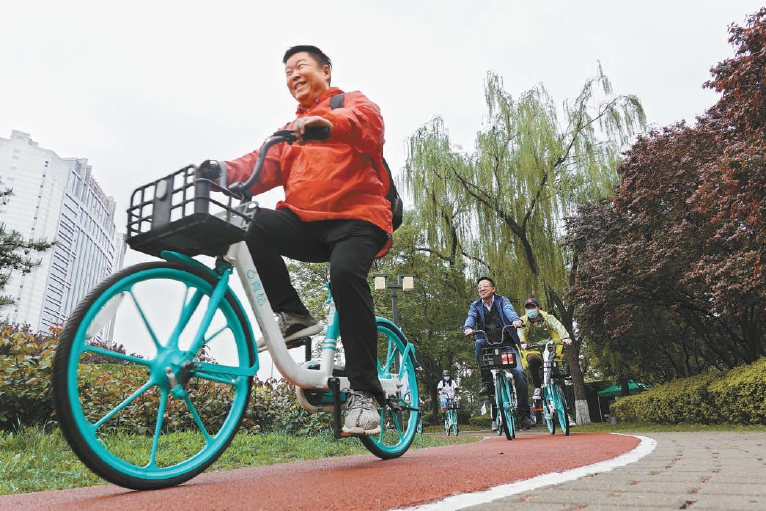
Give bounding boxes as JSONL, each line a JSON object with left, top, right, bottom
{"left": 0, "top": 130, "right": 126, "bottom": 332}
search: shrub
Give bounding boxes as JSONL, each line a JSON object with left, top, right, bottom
{"left": 469, "top": 413, "right": 493, "bottom": 429}
{"left": 611, "top": 357, "right": 766, "bottom": 425}
{"left": 0, "top": 320, "right": 332, "bottom": 436}
{"left": 0, "top": 324, "right": 57, "bottom": 429}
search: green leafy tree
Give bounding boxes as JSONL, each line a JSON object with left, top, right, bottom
{"left": 0, "top": 185, "right": 54, "bottom": 307}
{"left": 371, "top": 220, "right": 478, "bottom": 424}
{"left": 403, "top": 67, "right": 645, "bottom": 422}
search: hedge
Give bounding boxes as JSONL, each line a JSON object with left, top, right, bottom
{"left": 610, "top": 357, "right": 766, "bottom": 425}
{"left": 0, "top": 324, "right": 330, "bottom": 434}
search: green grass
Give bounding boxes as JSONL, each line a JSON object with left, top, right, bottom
{"left": 0, "top": 426, "right": 476, "bottom": 496}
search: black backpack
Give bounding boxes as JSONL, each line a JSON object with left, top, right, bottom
{"left": 330, "top": 93, "right": 403, "bottom": 231}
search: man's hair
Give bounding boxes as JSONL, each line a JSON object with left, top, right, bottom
{"left": 477, "top": 276, "right": 495, "bottom": 287}
{"left": 283, "top": 45, "right": 332, "bottom": 69}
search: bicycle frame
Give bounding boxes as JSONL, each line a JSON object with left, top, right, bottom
{"left": 186, "top": 240, "right": 411, "bottom": 402}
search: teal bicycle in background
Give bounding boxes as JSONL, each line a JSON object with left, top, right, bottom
{"left": 51, "top": 127, "right": 421, "bottom": 490}
{"left": 540, "top": 341, "right": 571, "bottom": 435}
{"left": 472, "top": 328, "right": 517, "bottom": 440}
{"left": 444, "top": 397, "right": 459, "bottom": 436}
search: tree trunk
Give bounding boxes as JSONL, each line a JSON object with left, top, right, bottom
{"left": 565, "top": 340, "right": 590, "bottom": 425}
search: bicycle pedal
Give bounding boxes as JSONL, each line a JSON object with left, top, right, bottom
{"left": 285, "top": 336, "right": 312, "bottom": 349}
{"left": 284, "top": 324, "right": 323, "bottom": 343}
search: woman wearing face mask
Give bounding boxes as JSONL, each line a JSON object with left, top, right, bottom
{"left": 517, "top": 298, "right": 572, "bottom": 401}
{"left": 437, "top": 369, "right": 458, "bottom": 413}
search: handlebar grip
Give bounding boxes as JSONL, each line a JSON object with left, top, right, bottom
{"left": 303, "top": 126, "right": 331, "bottom": 141}
{"left": 272, "top": 126, "right": 331, "bottom": 144}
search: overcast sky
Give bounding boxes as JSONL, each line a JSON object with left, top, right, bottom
{"left": 2, "top": 1, "right": 761, "bottom": 378}
{"left": 2, "top": 0, "right": 762, "bottom": 220}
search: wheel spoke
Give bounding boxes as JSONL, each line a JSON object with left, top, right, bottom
{"left": 83, "top": 345, "right": 150, "bottom": 366}
{"left": 182, "top": 391, "right": 213, "bottom": 442}
{"left": 128, "top": 289, "right": 164, "bottom": 351}
{"left": 147, "top": 387, "right": 170, "bottom": 469}
{"left": 93, "top": 378, "right": 157, "bottom": 430}
{"left": 169, "top": 287, "right": 206, "bottom": 350}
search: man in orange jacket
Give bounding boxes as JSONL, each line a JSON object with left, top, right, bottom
{"left": 197, "top": 45, "right": 393, "bottom": 436}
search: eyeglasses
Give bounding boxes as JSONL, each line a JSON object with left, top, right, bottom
{"left": 477, "top": 286, "right": 493, "bottom": 291}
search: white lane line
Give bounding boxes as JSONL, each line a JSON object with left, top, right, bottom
{"left": 393, "top": 434, "right": 657, "bottom": 511}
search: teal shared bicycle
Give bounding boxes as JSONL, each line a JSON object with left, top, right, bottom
{"left": 538, "top": 340, "right": 570, "bottom": 436}
{"left": 443, "top": 397, "right": 459, "bottom": 436}
{"left": 473, "top": 328, "right": 517, "bottom": 440}
{"left": 51, "top": 127, "right": 421, "bottom": 490}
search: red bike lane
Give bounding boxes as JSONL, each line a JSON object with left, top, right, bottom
{"left": 1, "top": 431, "right": 639, "bottom": 511}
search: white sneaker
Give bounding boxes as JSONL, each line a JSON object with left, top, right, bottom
{"left": 532, "top": 387, "right": 542, "bottom": 400}
{"left": 490, "top": 420, "right": 497, "bottom": 431}
{"left": 568, "top": 415, "right": 576, "bottom": 427}
{"left": 342, "top": 390, "right": 381, "bottom": 436}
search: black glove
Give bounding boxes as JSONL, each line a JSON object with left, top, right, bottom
{"left": 197, "top": 159, "right": 222, "bottom": 180}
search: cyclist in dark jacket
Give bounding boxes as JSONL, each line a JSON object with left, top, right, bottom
{"left": 463, "top": 277, "right": 535, "bottom": 429}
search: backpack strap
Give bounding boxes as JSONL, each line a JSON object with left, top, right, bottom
{"left": 330, "top": 93, "right": 345, "bottom": 110}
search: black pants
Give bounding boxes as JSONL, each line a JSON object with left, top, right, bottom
{"left": 526, "top": 353, "right": 543, "bottom": 389}
{"left": 246, "top": 207, "right": 389, "bottom": 401}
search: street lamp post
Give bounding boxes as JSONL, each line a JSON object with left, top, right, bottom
{"left": 372, "top": 274, "right": 414, "bottom": 326}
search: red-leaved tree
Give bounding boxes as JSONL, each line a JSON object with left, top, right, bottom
{"left": 565, "top": 9, "right": 766, "bottom": 384}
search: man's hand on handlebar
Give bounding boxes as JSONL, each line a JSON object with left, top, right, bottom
{"left": 293, "top": 116, "right": 333, "bottom": 145}
{"left": 197, "top": 160, "right": 222, "bottom": 182}
{"left": 464, "top": 328, "right": 474, "bottom": 337}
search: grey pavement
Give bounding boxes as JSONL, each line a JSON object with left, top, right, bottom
{"left": 458, "top": 431, "right": 766, "bottom": 511}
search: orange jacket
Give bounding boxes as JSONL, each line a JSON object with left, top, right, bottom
{"left": 224, "top": 87, "right": 393, "bottom": 256}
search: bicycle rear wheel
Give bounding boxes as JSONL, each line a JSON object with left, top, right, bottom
{"left": 543, "top": 385, "right": 556, "bottom": 435}
{"left": 359, "top": 320, "right": 419, "bottom": 459}
{"left": 495, "top": 373, "right": 515, "bottom": 440}
{"left": 552, "top": 382, "right": 570, "bottom": 436}
{"left": 52, "top": 261, "right": 255, "bottom": 490}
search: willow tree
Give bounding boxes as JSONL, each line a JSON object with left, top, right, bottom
{"left": 403, "top": 65, "right": 645, "bottom": 423}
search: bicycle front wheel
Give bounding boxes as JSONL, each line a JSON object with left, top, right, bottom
{"left": 553, "top": 382, "right": 570, "bottom": 436}
{"left": 359, "top": 320, "right": 419, "bottom": 459}
{"left": 444, "top": 413, "right": 451, "bottom": 436}
{"left": 495, "top": 373, "right": 515, "bottom": 440}
{"left": 52, "top": 261, "right": 255, "bottom": 490}
{"left": 543, "top": 385, "right": 556, "bottom": 435}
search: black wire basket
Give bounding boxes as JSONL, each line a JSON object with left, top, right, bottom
{"left": 126, "top": 166, "right": 256, "bottom": 258}
{"left": 479, "top": 345, "right": 517, "bottom": 369}
{"left": 542, "top": 360, "right": 571, "bottom": 378}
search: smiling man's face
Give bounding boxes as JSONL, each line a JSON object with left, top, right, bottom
{"left": 284, "top": 51, "right": 331, "bottom": 107}
{"left": 477, "top": 279, "right": 495, "bottom": 301}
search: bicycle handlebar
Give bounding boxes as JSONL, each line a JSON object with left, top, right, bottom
{"left": 227, "top": 126, "right": 331, "bottom": 200}
{"left": 467, "top": 324, "right": 522, "bottom": 346}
